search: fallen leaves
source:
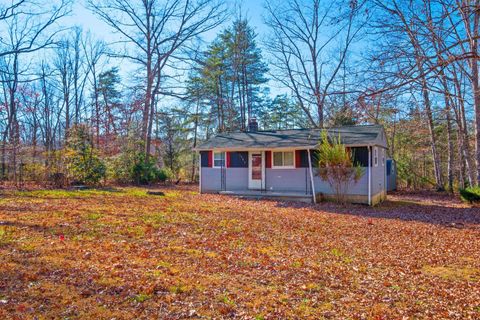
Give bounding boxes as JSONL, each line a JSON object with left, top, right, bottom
{"left": 0, "top": 187, "right": 479, "bottom": 319}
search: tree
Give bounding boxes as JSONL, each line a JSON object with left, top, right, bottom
{"left": 97, "top": 67, "right": 122, "bottom": 153}
{"left": 188, "top": 19, "right": 269, "bottom": 132}
{"left": 65, "top": 125, "right": 106, "bottom": 185}
{"left": 0, "top": 0, "right": 71, "bottom": 182}
{"left": 257, "top": 94, "right": 309, "bottom": 130}
{"left": 265, "top": 0, "right": 367, "bottom": 128}
{"left": 317, "top": 131, "right": 364, "bottom": 203}
{"left": 88, "top": 0, "right": 226, "bottom": 159}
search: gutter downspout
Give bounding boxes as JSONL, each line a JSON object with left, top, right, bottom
{"left": 368, "top": 146, "right": 372, "bottom": 206}
{"left": 307, "top": 148, "right": 316, "bottom": 203}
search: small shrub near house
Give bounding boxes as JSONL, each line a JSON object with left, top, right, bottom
{"left": 459, "top": 186, "right": 480, "bottom": 205}
{"left": 317, "top": 131, "right": 364, "bottom": 203}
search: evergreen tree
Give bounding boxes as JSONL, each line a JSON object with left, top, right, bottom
{"left": 187, "top": 19, "right": 268, "bottom": 132}
{"left": 258, "top": 94, "right": 309, "bottom": 130}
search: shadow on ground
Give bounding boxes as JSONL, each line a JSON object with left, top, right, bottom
{"left": 269, "top": 191, "right": 480, "bottom": 228}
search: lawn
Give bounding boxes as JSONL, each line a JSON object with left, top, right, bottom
{"left": 0, "top": 187, "right": 479, "bottom": 319}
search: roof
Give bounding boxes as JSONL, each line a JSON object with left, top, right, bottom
{"left": 195, "top": 125, "right": 387, "bottom": 151}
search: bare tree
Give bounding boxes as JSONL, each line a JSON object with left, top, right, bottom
{"left": 88, "top": 0, "right": 226, "bottom": 159}
{"left": 0, "top": 0, "right": 71, "bottom": 58}
{"left": 265, "top": 0, "right": 367, "bottom": 128}
{"left": 0, "top": 0, "right": 71, "bottom": 181}
{"left": 82, "top": 35, "right": 107, "bottom": 146}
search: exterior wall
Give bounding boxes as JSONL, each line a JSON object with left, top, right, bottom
{"left": 266, "top": 168, "right": 310, "bottom": 193}
{"left": 201, "top": 168, "right": 222, "bottom": 192}
{"left": 312, "top": 168, "right": 369, "bottom": 196}
{"left": 371, "top": 148, "right": 387, "bottom": 196}
{"left": 201, "top": 167, "right": 249, "bottom": 192}
{"left": 200, "top": 147, "right": 387, "bottom": 206}
{"left": 226, "top": 168, "right": 248, "bottom": 190}
{"left": 202, "top": 166, "right": 371, "bottom": 196}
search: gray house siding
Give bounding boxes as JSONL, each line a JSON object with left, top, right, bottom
{"left": 226, "top": 168, "right": 248, "bottom": 190}
{"left": 371, "top": 163, "right": 385, "bottom": 195}
{"left": 371, "top": 148, "right": 387, "bottom": 196}
{"left": 266, "top": 168, "right": 311, "bottom": 193}
{"left": 201, "top": 167, "right": 371, "bottom": 196}
{"left": 312, "top": 168, "right": 369, "bottom": 196}
{"left": 201, "top": 168, "right": 249, "bottom": 192}
{"left": 201, "top": 168, "right": 222, "bottom": 192}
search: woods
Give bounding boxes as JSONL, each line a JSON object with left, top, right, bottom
{"left": 1, "top": 0, "right": 480, "bottom": 191}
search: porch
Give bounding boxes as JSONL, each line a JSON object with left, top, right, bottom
{"left": 219, "top": 189, "right": 313, "bottom": 203}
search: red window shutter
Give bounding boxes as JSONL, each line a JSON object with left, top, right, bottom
{"left": 295, "top": 150, "right": 301, "bottom": 168}
{"left": 265, "top": 151, "right": 272, "bottom": 168}
{"left": 208, "top": 151, "right": 213, "bottom": 167}
{"left": 226, "top": 152, "right": 231, "bottom": 168}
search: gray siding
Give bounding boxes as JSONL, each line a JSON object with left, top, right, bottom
{"left": 201, "top": 168, "right": 248, "bottom": 192}
{"left": 201, "top": 164, "right": 384, "bottom": 197}
{"left": 371, "top": 149, "right": 387, "bottom": 195}
{"left": 266, "top": 168, "right": 310, "bottom": 193}
{"left": 226, "top": 168, "right": 248, "bottom": 190}
{"left": 201, "top": 168, "right": 222, "bottom": 191}
{"left": 312, "top": 168, "right": 368, "bottom": 195}
{"left": 373, "top": 164, "right": 386, "bottom": 195}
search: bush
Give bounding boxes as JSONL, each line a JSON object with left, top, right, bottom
{"left": 156, "top": 168, "right": 169, "bottom": 183}
{"left": 107, "top": 140, "right": 170, "bottom": 185}
{"left": 65, "top": 125, "right": 106, "bottom": 186}
{"left": 22, "top": 163, "right": 46, "bottom": 183}
{"left": 317, "top": 131, "right": 364, "bottom": 203}
{"left": 459, "top": 187, "right": 480, "bottom": 204}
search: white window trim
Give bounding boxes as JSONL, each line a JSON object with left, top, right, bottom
{"left": 381, "top": 148, "right": 385, "bottom": 166}
{"left": 374, "top": 147, "right": 378, "bottom": 167}
{"left": 271, "top": 150, "right": 296, "bottom": 169}
{"left": 213, "top": 151, "right": 226, "bottom": 168}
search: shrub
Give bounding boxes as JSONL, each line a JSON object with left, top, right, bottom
{"left": 156, "top": 168, "right": 169, "bottom": 183}
{"left": 22, "top": 163, "right": 46, "bottom": 183}
{"left": 317, "top": 131, "right": 364, "bottom": 203}
{"left": 65, "top": 125, "right": 106, "bottom": 186}
{"left": 459, "top": 187, "right": 480, "bottom": 204}
{"left": 107, "top": 136, "right": 170, "bottom": 185}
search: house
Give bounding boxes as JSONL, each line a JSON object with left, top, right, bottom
{"left": 195, "top": 120, "right": 388, "bottom": 205}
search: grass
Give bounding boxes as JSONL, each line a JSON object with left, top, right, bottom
{"left": 0, "top": 186, "right": 479, "bottom": 319}
{"left": 133, "top": 293, "right": 151, "bottom": 303}
{"left": 0, "top": 226, "right": 14, "bottom": 246}
{"left": 422, "top": 265, "right": 480, "bottom": 282}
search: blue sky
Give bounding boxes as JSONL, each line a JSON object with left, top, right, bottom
{"left": 69, "top": 1, "right": 267, "bottom": 45}
{"left": 65, "top": 1, "right": 276, "bottom": 95}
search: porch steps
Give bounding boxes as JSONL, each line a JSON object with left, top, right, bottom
{"left": 219, "top": 190, "right": 313, "bottom": 203}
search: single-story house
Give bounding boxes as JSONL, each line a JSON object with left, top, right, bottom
{"left": 195, "top": 121, "right": 388, "bottom": 205}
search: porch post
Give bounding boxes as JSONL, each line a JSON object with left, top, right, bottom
{"left": 307, "top": 148, "right": 316, "bottom": 203}
{"left": 368, "top": 146, "right": 372, "bottom": 205}
{"left": 198, "top": 151, "right": 202, "bottom": 194}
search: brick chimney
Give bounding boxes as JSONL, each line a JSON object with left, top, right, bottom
{"left": 248, "top": 118, "right": 258, "bottom": 132}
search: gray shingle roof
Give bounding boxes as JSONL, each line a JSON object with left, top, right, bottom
{"left": 195, "top": 125, "right": 386, "bottom": 150}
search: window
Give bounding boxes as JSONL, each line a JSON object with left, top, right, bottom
{"left": 213, "top": 151, "right": 225, "bottom": 168}
{"left": 272, "top": 151, "right": 294, "bottom": 168}
{"left": 374, "top": 147, "right": 378, "bottom": 167}
{"left": 381, "top": 148, "right": 385, "bottom": 166}
{"left": 351, "top": 147, "right": 369, "bottom": 167}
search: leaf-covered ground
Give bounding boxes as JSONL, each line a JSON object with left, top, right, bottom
{"left": 0, "top": 187, "right": 479, "bottom": 319}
